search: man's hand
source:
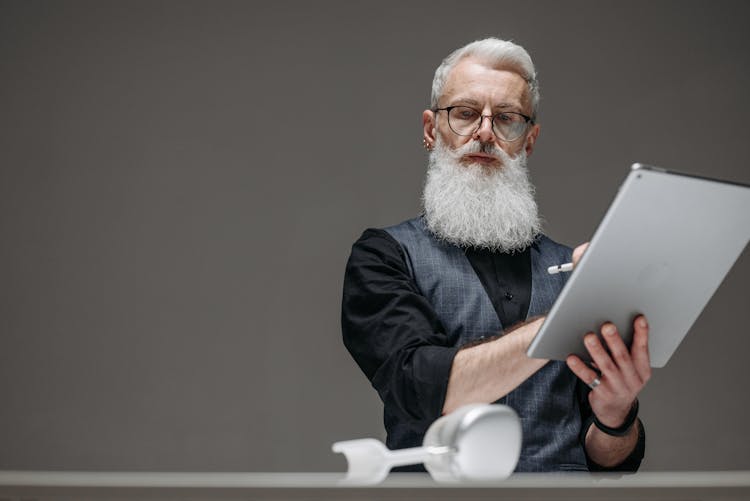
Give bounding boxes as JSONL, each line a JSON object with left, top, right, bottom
{"left": 566, "top": 316, "right": 651, "bottom": 427}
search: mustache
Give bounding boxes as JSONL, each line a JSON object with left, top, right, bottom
{"left": 455, "top": 140, "right": 504, "bottom": 157}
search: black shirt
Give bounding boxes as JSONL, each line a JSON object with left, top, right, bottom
{"left": 463, "top": 245, "right": 532, "bottom": 329}
{"left": 342, "top": 228, "right": 644, "bottom": 471}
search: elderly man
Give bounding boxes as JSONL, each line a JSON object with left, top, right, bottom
{"left": 341, "top": 38, "right": 650, "bottom": 472}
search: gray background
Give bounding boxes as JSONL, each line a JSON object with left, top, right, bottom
{"left": 1, "top": 0, "right": 748, "bottom": 472}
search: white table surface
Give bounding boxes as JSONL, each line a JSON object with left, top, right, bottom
{"left": 1, "top": 470, "right": 749, "bottom": 500}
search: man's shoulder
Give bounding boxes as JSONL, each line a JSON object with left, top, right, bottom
{"left": 352, "top": 216, "right": 422, "bottom": 242}
{"left": 345, "top": 221, "right": 417, "bottom": 279}
{"left": 346, "top": 216, "right": 428, "bottom": 248}
{"left": 348, "top": 219, "right": 416, "bottom": 265}
{"left": 347, "top": 216, "right": 430, "bottom": 274}
{"left": 382, "top": 216, "right": 424, "bottom": 233}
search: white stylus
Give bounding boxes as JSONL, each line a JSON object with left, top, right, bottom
{"left": 547, "top": 262, "right": 573, "bottom": 275}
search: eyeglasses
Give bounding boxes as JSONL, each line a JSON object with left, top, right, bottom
{"left": 433, "top": 106, "right": 535, "bottom": 142}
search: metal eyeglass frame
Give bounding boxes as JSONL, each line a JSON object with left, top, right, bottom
{"left": 432, "top": 106, "right": 535, "bottom": 142}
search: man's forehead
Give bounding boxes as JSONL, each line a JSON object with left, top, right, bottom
{"left": 448, "top": 96, "right": 523, "bottom": 110}
{"left": 440, "top": 57, "right": 531, "bottom": 109}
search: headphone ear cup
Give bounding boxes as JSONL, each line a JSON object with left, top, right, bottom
{"left": 423, "top": 404, "right": 522, "bottom": 482}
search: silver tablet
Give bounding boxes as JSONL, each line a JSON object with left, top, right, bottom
{"left": 526, "top": 164, "right": 750, "bottom": 367}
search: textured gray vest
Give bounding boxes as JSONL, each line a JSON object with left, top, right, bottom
{"left": 385, "top": 217, "right": 587, "bottom": 472}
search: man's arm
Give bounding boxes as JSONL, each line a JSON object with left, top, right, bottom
{"left": 444, "top": 318, "right": 649, "bottom": 468}
{"left": 442, "top": 243, "right": 590, "bottom": 414}
{"left": 444, "top": 312, "right": 650, "bottom": 469}
{"left": 342, "top": 229, "right": 462, "bottom": 422}
{"left": 442, "top": 317, "right": 547, "bottom": 414}
{"left": 583, "top": 417, "right": 643, "bottom": 468}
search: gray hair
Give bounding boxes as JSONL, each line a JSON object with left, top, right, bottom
{"left": 430, "top": 38, "right": 539, "bottom": 117}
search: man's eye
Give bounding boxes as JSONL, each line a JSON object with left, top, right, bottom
{"left": 496, "top": 113, "right": 513, "bottom": 123}
{"left": 457, "top": 109, "right": 478, "bottom": 119}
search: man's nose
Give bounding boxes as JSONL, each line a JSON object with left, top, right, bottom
{"left": 473, "top": 115, "right": 496, "bottom": 143}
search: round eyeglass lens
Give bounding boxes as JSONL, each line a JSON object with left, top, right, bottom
{"left": 492, "top": 112, "right": 528, "bottom": 141}
{"left": 446, "top": 106, "right": 481, "bottom": 135}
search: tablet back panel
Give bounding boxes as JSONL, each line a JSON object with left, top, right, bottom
{"left": 527, "top": 164, "right": 750, "bottom": 367}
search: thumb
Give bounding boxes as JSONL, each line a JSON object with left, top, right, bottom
{"left": 572, "top": 242, "right": 589, "bottom": 267}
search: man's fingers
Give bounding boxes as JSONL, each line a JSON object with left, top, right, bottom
{"left": 601, "top": 322, "right": 642, "bottom": 389}
{"left": 566, "top": 353, "right": 601, "bottom": 389}
{"left": 572, "top": 242, "right": 589, "bottom": 267}
{"left": 583, "top": 332, "right": 618, "bottom": 376}
{"left": 630, "top": 315, "right": 652, "bottom": 383}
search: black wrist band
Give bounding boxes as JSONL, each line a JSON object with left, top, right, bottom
{"left": 593, "top": 399, "right": 639, "bottom": 437}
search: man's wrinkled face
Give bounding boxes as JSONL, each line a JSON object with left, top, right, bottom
{"left": 420, "top": 57, "right": 542, "bottom": 251}
{"left": 423, "top": 58, "right": 539, "bottom": 167}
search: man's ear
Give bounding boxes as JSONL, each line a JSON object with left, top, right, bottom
{"left": 422, "top": 109, "right": 436, "bottom": 147}
{"left": 524, "top": 123, "right": 540, "bottom": 157}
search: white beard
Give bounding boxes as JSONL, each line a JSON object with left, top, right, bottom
{"left": 421, "top": 137, "right": 542, "bottom": 252}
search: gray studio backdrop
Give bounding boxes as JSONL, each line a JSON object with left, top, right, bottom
{"left": 1, "top": 0, "right": 748, "bottom": 472}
